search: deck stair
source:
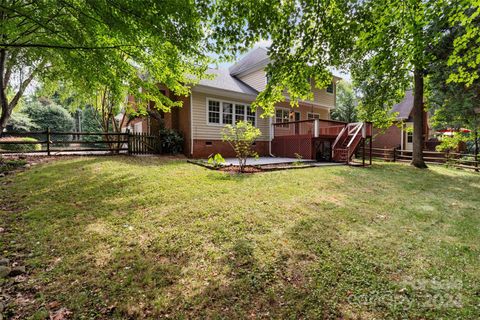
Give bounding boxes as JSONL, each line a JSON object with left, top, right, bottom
{"left": 332, "top": 122, "right": 365, "bottom": 164}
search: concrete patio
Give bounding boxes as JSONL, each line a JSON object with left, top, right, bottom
{"left": 222, "top": 157, "right": 341, "bottom": 166}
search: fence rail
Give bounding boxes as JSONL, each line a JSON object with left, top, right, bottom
{"left": 358, "top": 146, "right": 479, "bottom": 171}
{"left": 0, "top": 130, "right": 161, "bottom": 155}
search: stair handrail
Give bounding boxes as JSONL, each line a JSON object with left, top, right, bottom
{"left": 347, "top": 122, "right": 364, "bottom": 148}
{"left": 332, "top": 125, "right": 348, "bottom": 151}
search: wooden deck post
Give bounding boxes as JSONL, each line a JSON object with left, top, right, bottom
{"left": 362, "top": 138, "right": 365, "bottom": 166}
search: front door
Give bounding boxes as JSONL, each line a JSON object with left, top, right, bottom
{"left": 405, "top": 123, "right": 413, "bottom": 151}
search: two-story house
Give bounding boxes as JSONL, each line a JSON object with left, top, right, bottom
{"left": 125, "top": 47, "right": 371, "bottom": 161}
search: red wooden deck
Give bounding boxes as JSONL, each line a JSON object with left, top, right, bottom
{"left": 271, "top": 119, "right": 372, "bottom": 161}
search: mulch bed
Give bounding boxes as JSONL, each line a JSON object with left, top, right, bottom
{"left": 187, "top": 159, "right": 320, "bottom": 173}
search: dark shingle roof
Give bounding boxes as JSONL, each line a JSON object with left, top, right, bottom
{"left": 392, "top": 90, "right": 414, "bottom": 120}
{"left": 229, "top": 47, "right": 269, "bottom": 76}
{"left": 198, "top": 69, "right": 258, "bottom": 95}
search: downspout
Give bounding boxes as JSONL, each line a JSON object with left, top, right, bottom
{"left": 269, "top": 116, "right": 275, "bottom": 157}
{"left": 190, "top": 92, "right": 194, "bottom": 157}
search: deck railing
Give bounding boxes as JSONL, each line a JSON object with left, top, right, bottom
{"left": 272, "top": 119, "right": 347, "bottom": 138}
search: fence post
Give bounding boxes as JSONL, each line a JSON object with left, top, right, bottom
{"left": 127, "top": 129, "right": 131, "bottom": 155}
{"left": 46, "top": 127, "right": 51, "bottom": 156}
{"left": 393, "top": 147, "right": 397, "bottom": 162}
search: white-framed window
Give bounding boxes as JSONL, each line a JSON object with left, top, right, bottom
{"left": 326, "top": 83, "right": 334, "bottom": 94}
{"left": 275, "top": 109, "right": 290, "bottom": 123}
{"left": 275, "top": 108, "right": 291, "bottom": 127}
{"left": 207, "top": 98, "right": 256, "bottom": 126}
{"left": 235, "top": 104, "right": 245, "bottom": 124}
{"left": 222, "top": 102, "right": 233, "bottom": 124}
{"left": 307, "top": 112, "right": 321, "bottom": 120}
{"left": 407, "top": 130, "right": 413, "bottom": 143}
{"left": 208, "top": 99, "right": 221, "bottom": 124}
{"left": 247, "top": 106, "right": 256, "bottom": 126}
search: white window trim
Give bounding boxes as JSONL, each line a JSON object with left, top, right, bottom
{"left": 307, "top": 112, "right": 321, "bottom": 120}
{"left": 274, "top": 107, "right": 291, "bottom": 123}
{"left": 206, "top": 97, "right": 257, "bottom": 127}
{"left": 326, "top": 83, "right": 335, "bottom": 95}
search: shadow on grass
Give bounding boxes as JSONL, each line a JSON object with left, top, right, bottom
{"left": 1, "top": 157, "right": 478, "bottom": 318}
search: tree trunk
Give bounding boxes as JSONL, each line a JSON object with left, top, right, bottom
{"left": 0, "top": 106, "right": 11, "bottom": 136}
{"left": 411, "top": 68, "right": 427, "bottom": 168}
{"left": 0, "top": 48, "right": 7, "bottom": 137}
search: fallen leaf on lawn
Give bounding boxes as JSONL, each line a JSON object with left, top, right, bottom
{"left": 50, "top": 307, "right": 72, "bottom": 320}
{"left": 47, "top": 301, "right": 61, "bottom": 310}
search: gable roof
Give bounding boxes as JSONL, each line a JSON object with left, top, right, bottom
{"left": 197, "top": 68, "right": 258, "bottom": 95}
{"left": 392, "top": 90, "right": 414, "bottom": 120}
{"left": 229, "top": 47, "right": 269, "bottom": 76}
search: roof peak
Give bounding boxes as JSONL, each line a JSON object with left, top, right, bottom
{"left": 229, "top": 47, "right": 270, "bottom": 76}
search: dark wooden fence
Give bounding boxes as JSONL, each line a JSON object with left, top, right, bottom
{"left": 0, "top": 130, "right": 161, "bottom": 155}
{"left": 128, "top": 132, "right": 161, "bottom": 155}
{"left": 358, "top": 146, "right": 479, "bottom": 171}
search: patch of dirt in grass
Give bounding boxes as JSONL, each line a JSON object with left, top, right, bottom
{"left": 219, "top": 165, "right": 263, "bottom": 173}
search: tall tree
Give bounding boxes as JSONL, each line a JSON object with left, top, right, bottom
{"left": 350, "top": 0, "right": 451, "bottom": 168}
{"left": 0, "top": 0, "right": 236, "bottom": 135}
{"left": 213, "top": 0, "right": 449, "bottom": 168}
{"left": 331, "top": 80, "right": 358, "bottom": 123}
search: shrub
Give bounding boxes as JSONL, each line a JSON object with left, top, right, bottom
{"left": 0, "top": 137, "right": 42, "bottom": 152}
{"left": 159, "top": 128, "right": 183, "bottom": 154}
{"left": 208, "top": 153, "right": 225, "bottom": 168}
{"left": 23, "top": 100, "right": 74, "bottom": 141}
{"left": 6, "top": 112, "right": 39, "bottom": 132}
{"left": 222, "top": 121, "right": 262, "bottom": 172}
{"left": 436, "top": 133, "right": 469, "bottom": 152}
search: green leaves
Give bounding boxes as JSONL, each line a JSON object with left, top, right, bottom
{"left": 222, "top": 121, "right": 261, "bottom": 172}
{"left": 447, "top": 0, "right": 480, "bottom": 86}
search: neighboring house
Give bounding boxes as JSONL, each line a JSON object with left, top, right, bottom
{"left": 372, "top": 90, "right": 431, "bottom": 151}
{"left": 124, "top": 47, "right": 371, "bottom": 161}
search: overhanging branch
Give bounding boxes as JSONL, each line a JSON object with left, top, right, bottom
{"left": 0, "top": 43, "right": 145, "bottom": 50}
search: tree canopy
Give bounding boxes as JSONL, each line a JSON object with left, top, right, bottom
{"left": 0, "top": 0, "right": 248, "bottom": 133}
{"left": 331, "top": 81, "right": 358, "bottom": 123}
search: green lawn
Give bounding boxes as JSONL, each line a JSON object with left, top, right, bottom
{"left": 1, "top": 157, "right": 479, "bottom": 319}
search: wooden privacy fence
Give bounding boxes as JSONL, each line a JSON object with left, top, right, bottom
{"left": 128, "top": 132, "right": 161, "bottom": 155}
{"left": 0, "top": 129, "right": 161, "bottom": 155}
{"left": 358, "top": 146, "right": 479, "bottom": 171}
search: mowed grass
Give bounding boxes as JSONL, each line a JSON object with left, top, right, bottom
{"left": 0, "top": 157, "right": 479, "bottom": 319}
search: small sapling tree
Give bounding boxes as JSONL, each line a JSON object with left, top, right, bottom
{"left": 222, "top": 121, "right": 261, "bottom": 173}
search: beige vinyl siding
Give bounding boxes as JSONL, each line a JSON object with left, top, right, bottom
{"left": 191, "top": 91, "right": 270, "bottom": 141}
{"left": 274, "top": 102, "right": 330, "bottom": 122}
{"left": 240, "top": 69, "right": 336, "bottom": 108}
{"left": 312, "top": 87, "right": 335, "bottom": 107}
{"left": 238, "top": 69, "right": 266, "bottom": 92}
